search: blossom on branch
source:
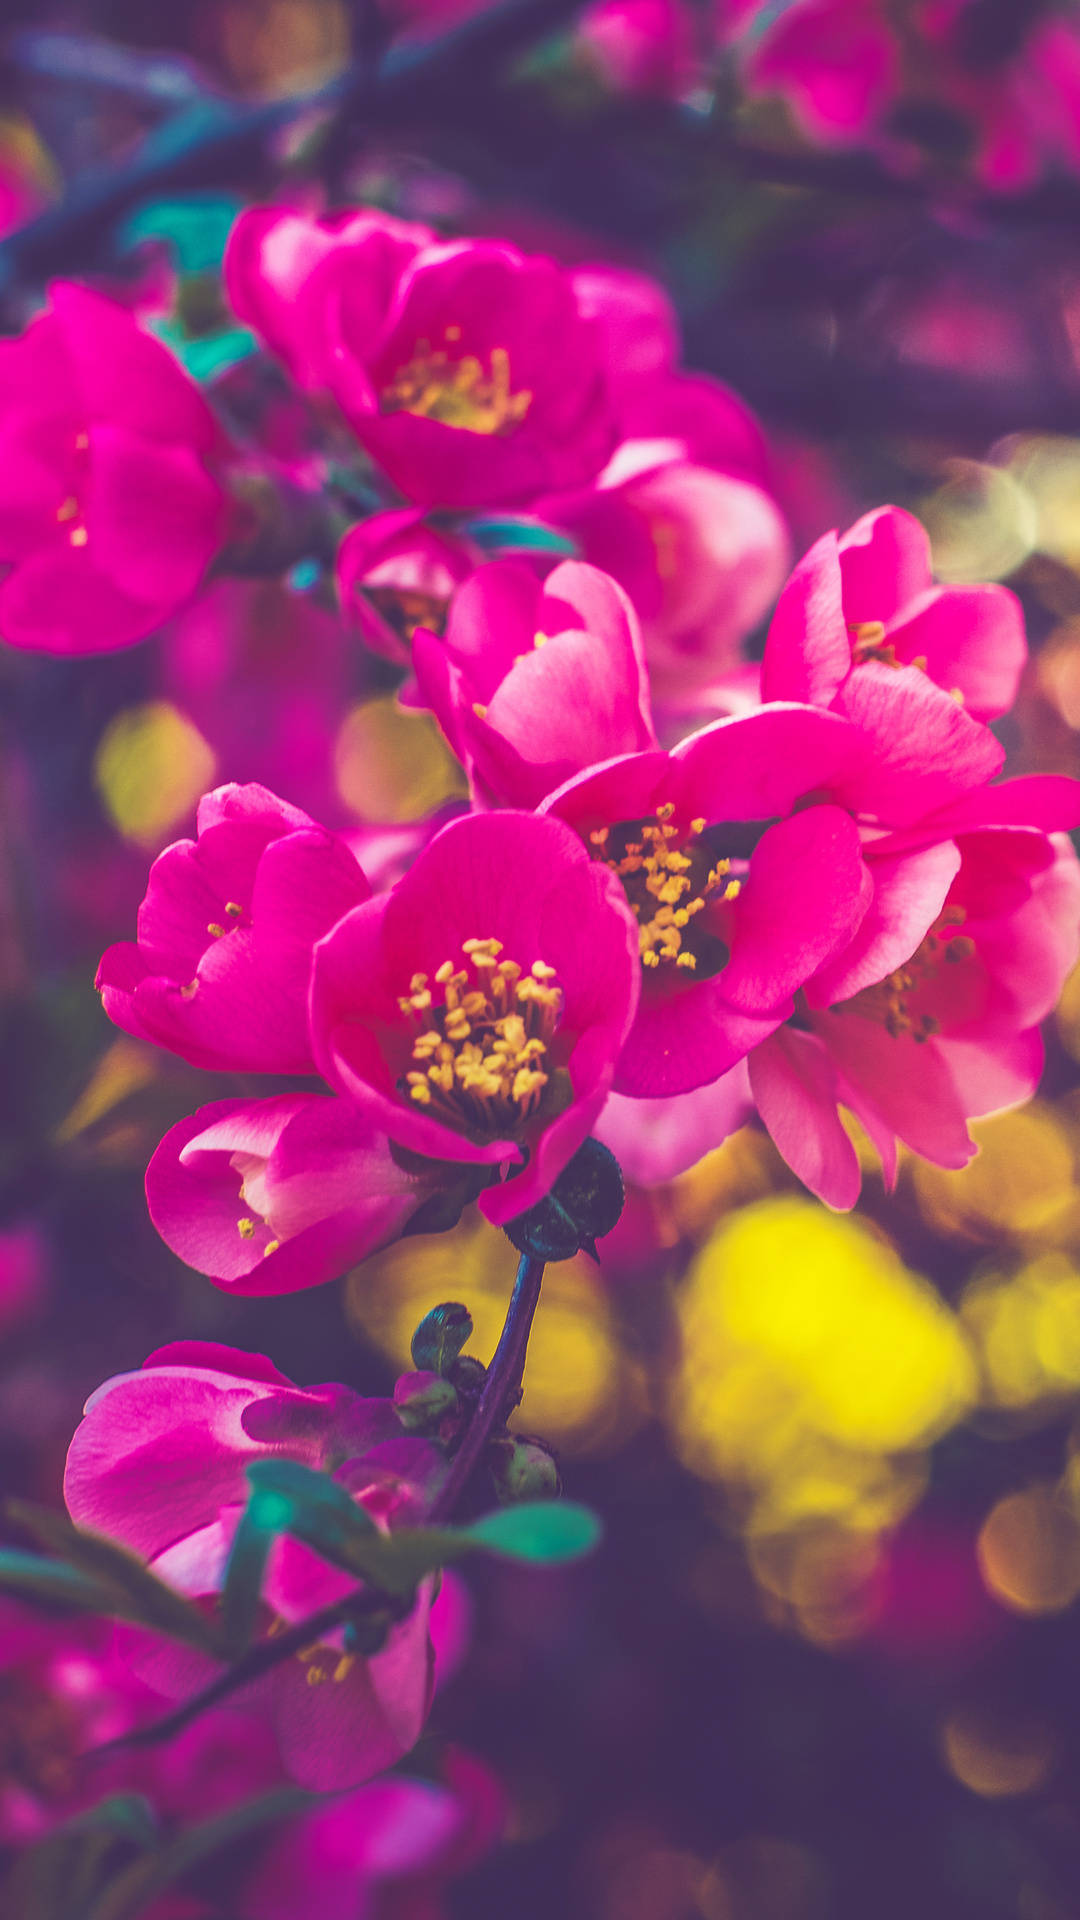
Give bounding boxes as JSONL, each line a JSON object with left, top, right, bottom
{"left": 0, "top": 283, "right": 229, "bottom": 655}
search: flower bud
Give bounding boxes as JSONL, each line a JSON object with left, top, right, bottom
{"left": 393, "top": 1368, "right": 460, "bottom": 1432}
{"left": 489, "top": 1435, "right": 561, "bottom": 1504}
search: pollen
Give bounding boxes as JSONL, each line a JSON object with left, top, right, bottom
{"left": 841, "top": 906, "right": 970, "bottom": 1039}
{"left": 381, "top": 335, "right": 533, "bottom": 436}
{"left": 69, "top": 526, "right": 88, "bottom": 548}
{"left": 237, "top": 1217, "right": 256, "bottom": 1239}
{"left": 595, "top": 806, "right": 731, "bottom": 977}
{"left": 397, "top": 937, "right": 562, "bottom": 1136}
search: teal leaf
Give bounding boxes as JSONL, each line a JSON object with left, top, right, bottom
{"left": 464, "top": 1500, "right": 602, "bottom": 1563}
{"left": 463, "top": 515, "right": 578, "bottom": 557}
{"left": 410, "top": 1301, "right": 473, "bottom": 1376}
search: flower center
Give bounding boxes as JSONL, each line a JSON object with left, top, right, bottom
{"left": 397, "top": 938, "right": 562, "bottom": 1135}
{"left": 381, "top": 335, "right": 532, "bottom": 436}
{"left": 363, "top": 585, "right": 450, "bottom": 644}
{"left": 591, "top": 805, "right": 739, "bottom": 975}
{"left": 850, "top": 620, "right": 927, "bottom": 674}
{"left": 839, "top": 906, "right": 975, "bottom": 1039}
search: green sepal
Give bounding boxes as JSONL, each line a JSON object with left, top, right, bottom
{"left": 502, "top": 1137, "right": 624, "bottom": 1261}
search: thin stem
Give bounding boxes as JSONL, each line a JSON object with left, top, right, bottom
{"left": 92, "top": 1252, "right": 546, "bottom": 1757}
{"left": 428, "top": 1253, "right": 545, "bottom": 1524}
{"left": 93, "top": 1587, "right": 394, "bottom": 1757}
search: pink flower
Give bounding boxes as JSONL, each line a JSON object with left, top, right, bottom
{"left": 226, "top": 208, "right": 618, "bottom": 509}
{"left": 762, "top": 506, "right": 1027, "bottom": 724}
{"left": 596, "top": 1063, "right": 753, "bottom": 1184}
{"left": 0, "top": 1599, "right": 499, "bottom": 1917}
{"left": 146, "top": 1093, "right": 461, "bottom": 1295}
{"left": 410, "top": 559, "right": 656, "bottom": 809}
{"left": 538, "top": 437, "right": 790, "bottom": 705}
{"left": 920, "top": 2, "right": 1080, "bottom": 192}
{"left": 0, "top": 283, "right": 229, "bottom": 654}
{"left": 539, "top": 694, "right": 1003, "bottom": 1097}
{"left": 244, "top": 1747, "right": 505, "bottom": 1920}
{"left": 310, "top": 809, "right": 640, "bottom": 1226}
{"left": 580, "top": 0, "right": 700, "bottom": 99}
{"left": 749, "top": 794, "right": 1080, "bottom": 1207}
{"left": 97, "top": 782, "right": 370, "bottom": 1074}
{"left": 64, "top": 1344, "right": 451, "bottom": 1791}
{"left": 159, "top": 578, "right": 354, "bottom": 826}
{"left": 337, "top": 506, "right": 478, "bottom": 667}
{"left": 732, "top": 0, "right": 900, "bottom": 145}
{"left": 0, "top": 1600, "right": 278, "bottom": 1846}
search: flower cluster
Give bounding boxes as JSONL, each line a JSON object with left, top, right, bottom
{"left": 71, "top": 207, "right": 1077, "bottom": 1264}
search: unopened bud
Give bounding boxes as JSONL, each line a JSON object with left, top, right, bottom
{"left": 393, "top": 1369, "right": 459, "bottom": 1432}
{"left": 489, "top": 1434, "right": 561, "bottom": 1504}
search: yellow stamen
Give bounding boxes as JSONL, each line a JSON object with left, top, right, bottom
{"left": 381, "top": 340, "right": 532, "bottom": 436}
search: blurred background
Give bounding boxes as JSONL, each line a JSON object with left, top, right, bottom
{"left": 5, "top": 2, "right": 1080, "bottom": 1916}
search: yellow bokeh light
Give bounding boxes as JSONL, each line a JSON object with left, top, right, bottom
{"left": 670, "top": 1199, "right": 974, "bottom": 1530}
{"left": 1001, "top": 433, "right": 1080, "bottom": 570}
{"left": 978, "top": 1486, "right": 1080, "bottom": 1615}
{"left": 920, "top": 458, "right": 1037, "bottom": 583}
{"left": 962, "top": 1255, "right": 1080, "bottom": 1410}
{"left": 334, "top": 696, "right": 467, "bottom": 824}
{"left": 94, "top": 702, "right": 217, "bottom": 848}
{"left": 941, "top": 1708, "right": 1056, "bottom": 1798}
{"left": 912, "top": 1107, "right": 1080, "bottom": 1245}
{"left": 346, "top": 1212, "right": 644, "bottom": 1453}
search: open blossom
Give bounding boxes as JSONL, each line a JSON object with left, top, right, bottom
{"left": 747, "top": 785, "right": 1080, "bottom": 1208}
{"left": 97, "top": 782, "right": 370, "bottom": 1074}
{"left": 762, "top": 506, "right": 1027, "bottom": 724}
{"left": 310, "top": 809, "right": 640, "bottom": 1226}
{"left": 101, "top": 804, "right": 641, "bottom": 1285}
{"left": 226, "top": 207, "right": 619, "bottom": 509}
{"left": 146, "top": 1093, "right": 459, "bottom": 1296}
{"left": 410, "top": 559, "right": 656, "bottom": 809}
{"left": 64, "top": 1343, "right": 458, "bottom": 1791}
{"left": 0, "top": 283, "right": 229, "bottom": 655}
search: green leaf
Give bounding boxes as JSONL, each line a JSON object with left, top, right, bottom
{"left": 219, "top": 1501, "right": 277, "bottom": 1661}
{"left": 464, "top": 1501, "right": 602, "bottom": 1563}
{"left": 0, "top": 1546, "right": 119, "bottom": 1615}
{"left": 410, "top": 1301, "right": 473, "bottom": 1375}
{"left": 118, "top": 195, "right": 245, "bottom": 273}
{"left": 6, "top": 1503, "right": 224, "bottom": 1656}
{"left": 85, "top": 1788, "right": 313, "bottom": 1920}
{"left": 463, "top": 515, "right": 578, "bottom": 557}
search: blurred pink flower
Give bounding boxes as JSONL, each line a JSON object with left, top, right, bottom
{"left": 337, "top": 507, "right": 479, "bottom": 667}
{"left": 0, "top": 284, "right": 229, "bottom": 654}
{"left": 65, "top": 1343, "right": 450, "bottom": 1790}
{"left": 159, "top": 579, "right": 354, "bottom": 825}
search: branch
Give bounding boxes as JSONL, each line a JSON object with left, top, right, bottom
{"left": 428, "top": 1252, "right": 545, "bottom": 1523}
{"left": 0, "top": 0, "right": 589, "bottom": 298}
